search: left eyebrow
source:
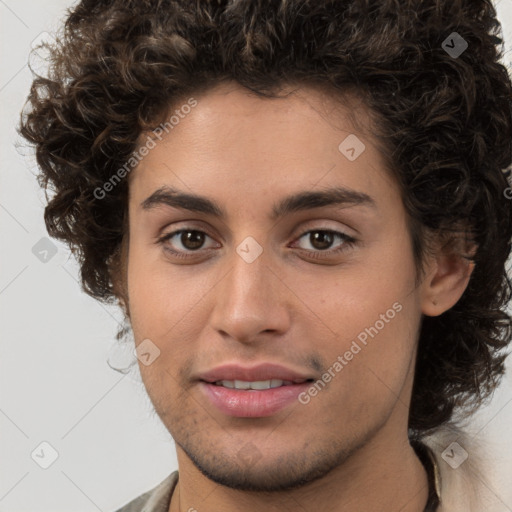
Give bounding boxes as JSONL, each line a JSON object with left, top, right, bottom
{"left": 140, "top": 185, "right": 377, "bottom": 220}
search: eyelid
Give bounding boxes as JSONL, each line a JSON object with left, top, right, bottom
{"left": 290, "top": 229, "right": 356, "bottom": 252}
{"left": 155, "top": 220, "right": 220, "bottom": 242}
{"left": 156, "top": 228, "right": 220, "bottom": 250}
{"left": 290, "top": 219, "right": 357, "bottom": 240}
{"left": 156, "top": 219, "right": 354, "bottom": 244}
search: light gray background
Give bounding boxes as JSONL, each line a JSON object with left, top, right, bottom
{"left": 1, "top": 1, "right": 512, "bottom": 511}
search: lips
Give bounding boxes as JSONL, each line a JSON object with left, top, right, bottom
{"left": 197, "top": 363, "right": 315, "bottom": 417}
{"left": 197, "top": 362, "right": 314, "bottom": 383}
{"left": 200, "top": 381, "right": 312, "bottom": 417}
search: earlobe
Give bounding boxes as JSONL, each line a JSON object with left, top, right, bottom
{"left": 420, "top": 251, "right": 476, "bottom": 317}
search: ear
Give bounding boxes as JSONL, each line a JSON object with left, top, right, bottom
{"left": 420, "top": 238, "right": 477, "bottom": 317}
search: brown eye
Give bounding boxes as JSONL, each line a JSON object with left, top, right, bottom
{"left": 308, "top": 231, "right": 335, "bottom": 250}
{"left": 156, "top": 227, "right": 356, "bottom": 262}
{"left": 295, "top": 230, "right": 354, "bottom": 252}
{"left": 179, "top": 230, "right": 206, "bottom": 250}
{"left": 157, "top": 229, "right": 218, "bottom": 255}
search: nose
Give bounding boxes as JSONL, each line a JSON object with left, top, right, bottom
{"left": 209, "top": 240, "right": 292, "bottom": 344}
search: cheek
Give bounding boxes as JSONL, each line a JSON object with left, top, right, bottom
{"left": 126, "top": 242, "right": 201, "bottom": 335}
{"left": 308, "top": 299, "right": 418, "bottom": 435}
{"left": 308, "top": 259, "right": 415, "bottom": 347}
{"left": 303, "top": 245, "right": 419, "bottom": 404}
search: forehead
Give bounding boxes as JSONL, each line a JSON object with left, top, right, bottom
{"left": 128, "top": 81, "right": 395, "bottom": 211}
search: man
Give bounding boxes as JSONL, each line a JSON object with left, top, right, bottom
{"left": 19, "top": 1, "right": 512, "bottom": 510}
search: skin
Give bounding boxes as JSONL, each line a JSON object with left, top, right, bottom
{"left": 116, "top": 81, "right": 474, "bottom": 512}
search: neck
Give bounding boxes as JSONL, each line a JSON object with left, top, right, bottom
{"left": 169, "top": 426, "right": 429, "bottom": 512}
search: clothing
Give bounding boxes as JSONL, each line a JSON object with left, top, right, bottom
{"left": 411, "top": 438, "right": 441, "bottom": 511}
{"left": 113, "top": 424, "right": 504, "bottom": 512}
{"left": 420, "top": 423, "right": 506, "bottom": 511}
{"left": 113, "top": 471, "right": 178, "bottom": 512}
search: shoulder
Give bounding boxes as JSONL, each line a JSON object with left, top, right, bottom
{"left": 112, "top": 471, "right": 179, "bottom": 512}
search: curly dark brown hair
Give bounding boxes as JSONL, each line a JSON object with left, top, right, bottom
{"left": 18, "top": 0, "right": 512, "bottom": 437}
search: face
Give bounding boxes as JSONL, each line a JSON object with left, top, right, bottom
{"left": 123, "top": 81, "right": 426, "bottom": 492}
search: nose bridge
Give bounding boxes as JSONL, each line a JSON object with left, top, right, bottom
{"left": 223, "top": 238, "right": 273, "bottom": 309}
{"left": 210, "top": 236, "right": 289, "bottom": 340}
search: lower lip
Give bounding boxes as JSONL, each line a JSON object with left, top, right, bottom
{"left": 200, "top": 381, "right": 311, "bottom": 417}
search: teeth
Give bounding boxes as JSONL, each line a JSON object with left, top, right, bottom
{"left": 214, "top": 379, "right": 294, "bottom": 390}
{"left": 235, "top": 380, "right": 252, "bottom": 389}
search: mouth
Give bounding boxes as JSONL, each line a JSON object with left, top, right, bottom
{"left": 196, "top": 363, "right": 316, "bottom": 417}
{"left": 199, "top": 378, "right": 315, "bottom": 418}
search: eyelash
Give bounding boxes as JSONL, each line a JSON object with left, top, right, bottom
{"left": 156, "top": 228, "right": 357, "bottom": 261}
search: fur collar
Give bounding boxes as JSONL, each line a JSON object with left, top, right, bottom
{"left": 421, "top": 422, "right": 506, "bottom": 511}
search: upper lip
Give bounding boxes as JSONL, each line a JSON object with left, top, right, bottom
{"left": 198, "top": 363, "right": 315, "bottom": 383}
